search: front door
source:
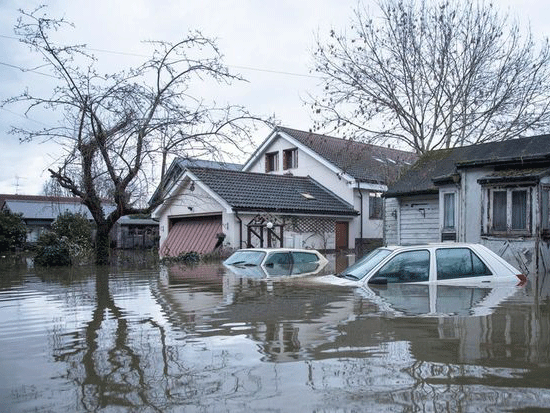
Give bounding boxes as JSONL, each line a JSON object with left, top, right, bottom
{"left": 335, "top": 221, "right": 349, "bottom": 250}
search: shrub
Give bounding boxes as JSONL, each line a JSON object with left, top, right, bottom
{"left": 51, "top": 211, "right": 92, "bottom": 248}
{"left": 34, "top": 234, "right": 72, "bottom": 267}
{"left": 0, "top": 210, "right": 27, "bottom": 251}
{"left": 34, "top": 212, "right": 93, "bottom": 266}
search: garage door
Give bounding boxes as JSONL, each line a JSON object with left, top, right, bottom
{"left": 161, "top": 215, "right": 222, "bottom": 257}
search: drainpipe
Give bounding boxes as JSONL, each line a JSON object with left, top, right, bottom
{"left": 234, "top": 209, "right": 243, "bottom": 248}
{"left": 357, "top": 182, "right": 364, "bottom": 239}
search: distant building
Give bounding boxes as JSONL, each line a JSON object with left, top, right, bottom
{"left": 0, "top": 194, "right": 158, "bottom": 249}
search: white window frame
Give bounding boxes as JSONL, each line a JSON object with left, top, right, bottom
{"left": 283, "top": 148, "right": 298, "bottom": 170}
{"left": 265, "top": 151, "right": 279, "bottom": 172}
{"left": 486, "top": 186, "right": 532, "bottom": 236}
{"left": 439, "top": 188, "right": 458, "bottom": 239}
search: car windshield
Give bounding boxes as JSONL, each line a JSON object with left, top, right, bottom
{"left": 224, "top": 250, "right": 266, "bottom": 266}
{"left": 338, "top": 248, "right": 392, "bottom": 280}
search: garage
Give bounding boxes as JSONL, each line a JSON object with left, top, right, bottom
{"left": 160, "top": 215, "right": 222, "bottom": 257}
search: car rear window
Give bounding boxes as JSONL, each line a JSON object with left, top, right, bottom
{"left": 291, "top": 252, "right": 320, "bottom": 263}
{"left": 436, "top": 248, "right": 492, "bottom": 280}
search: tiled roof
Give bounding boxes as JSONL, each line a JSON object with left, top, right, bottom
{"left": 386, "top": 134, "right": 550, "bottom": 196}
{"left": 277, "top": 127, "right": 418, "bottom": 184}
{"left": 188, "top": 167, "right": 357, "bottom": 216}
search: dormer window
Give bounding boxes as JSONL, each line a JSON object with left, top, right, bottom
{"left": 265, "top": 151, "right": 279, "bottom": 172}
{"left": 283, "top": 148, "right": 298, "bottom": 170}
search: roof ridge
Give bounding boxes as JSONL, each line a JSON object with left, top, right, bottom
{"left": 277, "top": 126, "right": 416, "bottom": 156}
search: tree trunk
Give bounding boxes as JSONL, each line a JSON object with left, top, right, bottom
{"left": 95, "top": 223, "right": 111, "bottom": 265}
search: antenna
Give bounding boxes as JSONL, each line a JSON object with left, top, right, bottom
{"left": 13, "top": 175, "right": 26, "bottom": 195}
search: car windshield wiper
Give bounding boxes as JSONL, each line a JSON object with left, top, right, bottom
{"left": 228, "top": 260, "right": 246, "bottom": 265}
{"left": 337, "top": 273, "right": 360, "bottom": 280}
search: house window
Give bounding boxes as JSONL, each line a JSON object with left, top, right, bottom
{"left": 265, "top": 151, "right": 279, "bottom": 172}
{"left": 443, "top": 192, "right": 455, "bottom": 229}
{"left": 542, "top": 187, "right": 550, "bottom": 232}
{"left": 283, "top": 148, "right": 298, "bottom": 170}
{"left": 488, "top": 187, "right": 531, "bottom": 235}
{"left": 369, "top": 193, "right": 383, "bottom": 219}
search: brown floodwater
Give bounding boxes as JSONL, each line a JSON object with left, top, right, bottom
{"left": 0, "top": 252, "right": 549, "bottom": 412}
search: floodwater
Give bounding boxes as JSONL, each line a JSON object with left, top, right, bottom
{"left": 1, "top": 253, "right": 550, "bottom": 412}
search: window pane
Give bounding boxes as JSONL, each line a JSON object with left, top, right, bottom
{"left": 443, "top": 193, "right": 455, "bottom": 228}
{"left": 492, "top": 191, "right": 507, "bottom": 231}
{"left": 265, "top": 252, "right": 291, "bottom": 265}
{"left": 543, "top": 189, "right": 550, "bottom": 230}
{"left": 436, "top": 248, "right": 490, "bottom": 279}
{"left": 291, "top": 252, "right": 319, "bottom": 263}
{"left": 512, "top": 190, "right": 527, "bottom": 230}
{"left": 369, "top": 195, "right": 383, "bottom": 219}
{"left": 374, "top": 250, "right": 430, "bottom": 283}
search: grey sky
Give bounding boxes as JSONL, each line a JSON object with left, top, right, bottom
{"left": 0, "top": 0, "right": 547, "bottom": 195}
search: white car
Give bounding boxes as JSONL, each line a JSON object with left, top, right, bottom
{"left": 319, "top": 243, "right": 527, "bottom": 287}
{"left": 223, "top": 248, "right": 329, "bottom": 278}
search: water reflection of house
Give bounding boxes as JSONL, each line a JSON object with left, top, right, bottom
{"left": 156, "top": 265, "right": 357, "bottom": 361}
{"left": 152, "top": 127, "right": 416, "bottom": 256}
{"left": 0, "top": 194, "right": 158, "bottom": 248}
{"left": 384, "top": 135, "right": 550, "bottom": 274}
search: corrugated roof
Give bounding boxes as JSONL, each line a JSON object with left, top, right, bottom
{"left": 4, "top": 200, "right": 94, "bottom": 220}
{"left": 277, "top": 127, "right": 418, "bottom": 184}
{"left": 386, "top": 134, "right": 550, "bottom": 196}
{"left": 188, "top": 167, "right": 357, "bottom": 216}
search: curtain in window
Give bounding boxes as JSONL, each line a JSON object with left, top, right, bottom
{"left": 492, "top": 191, "right": 507, "bottom": 231}
{"left": 511, "top": 190, "right": 527, "bottom": 230}
{"left": 443, "top": 193, "right": 455, "bottom": 228}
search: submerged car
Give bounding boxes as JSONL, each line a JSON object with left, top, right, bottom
{"left": 223, "top": 248, "right": 329, "bottom": 278}
{"left": 319, "top": 243, "right": 527, "bottom": 287}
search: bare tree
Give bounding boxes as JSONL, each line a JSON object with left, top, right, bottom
{"left": 311, "top": 0, "right": 550, "bottom": 154}
{"left": 5, "top": 7, "right": 267, "bottom": 264}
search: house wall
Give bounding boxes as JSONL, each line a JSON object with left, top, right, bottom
{"left": 155, "top": 182, "right": 226, "bottom": 249}
{"left": 384, "top": 195, "right": 439, "bottom": 245}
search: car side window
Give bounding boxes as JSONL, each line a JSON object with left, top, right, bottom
{"left": 436, "top": 248, "right": 492, "bottom": 280}
{"left": 373, "top": 250, "right": 430, "bottom": 283}
{"left": 265, "top": 252, "right": 291, "bottom": 266}
{"left": 291, "top": 252, "right": 319, "bottom": 263}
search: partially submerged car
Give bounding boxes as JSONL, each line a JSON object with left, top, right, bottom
{"left": 319, "top": 243, "right": 527, "bottom": 287}
{"left": 223, "top": 248, "right": 329, "bottom": 278}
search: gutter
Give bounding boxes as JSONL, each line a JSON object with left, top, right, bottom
{"left": 235, "top": 209, "right": 243, "bottom": 248}
{"left": 357, "top": 181, "right": 364, "bottom": 239}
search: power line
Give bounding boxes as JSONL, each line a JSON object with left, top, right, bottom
{"left": 1, "top": 33, "right": 321, "bottom": 79}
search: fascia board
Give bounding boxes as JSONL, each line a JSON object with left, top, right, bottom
{"left": 355, "top": 182, "right": 388, "bottom": 192}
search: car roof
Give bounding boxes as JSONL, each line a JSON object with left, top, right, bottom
{"left": 235, "top": 248, "right": 322, "bottom": 253}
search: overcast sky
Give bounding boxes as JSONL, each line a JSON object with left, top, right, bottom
{"left": 0, "top": 0, "right": 547, "bottom": 195}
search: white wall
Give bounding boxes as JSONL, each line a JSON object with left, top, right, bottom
{"left": 154, "top": 181, "right": 225, "bottom": 247}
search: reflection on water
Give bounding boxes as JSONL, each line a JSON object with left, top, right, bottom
{"left": 0, "top": 254, "right": 549, "bottom": 412}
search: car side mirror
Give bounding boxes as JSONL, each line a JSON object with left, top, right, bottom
{"left": 368, "top": 277, "right": 388, "bottom": 285}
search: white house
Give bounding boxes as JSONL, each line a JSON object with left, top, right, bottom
{"left": 242, "top": 127, "right": 417, "bottom": 251}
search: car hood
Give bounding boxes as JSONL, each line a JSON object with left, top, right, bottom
{"left": 313, "top": 275, "right": 360, "bottom": 287}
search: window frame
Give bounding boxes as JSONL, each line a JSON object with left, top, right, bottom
{"left": 283, "top": 148, "right": 298, "bottom": 170}
{"left": 369, "top": 193, "right": 383, "bottom": 220}
{"left": 435, "top": 247, "right": 492, "bottom": 281}
{"left": 265, "top": 151, "right": 279, "bottom": 172}
{"left": 486, "top": 186, "right": 532, "bottom": 236}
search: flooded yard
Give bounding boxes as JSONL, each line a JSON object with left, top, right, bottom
{"left": 1, "top": 253, "right": 549, "bottom": 412}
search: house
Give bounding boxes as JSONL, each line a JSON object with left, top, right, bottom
{"left": 152, "top": 166, "right": 358, "bottom": 256}
{"left": 242, "top": 127, "right": 417, "bottom": 251}
{"left": 152, "top": 127, "right": 416, "bottom": 256}
{"left": 1, "top": 194, "right": 158, "bottom": 248}
{"left": 383, "top": 134, "right": 550, "bottom": 275}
